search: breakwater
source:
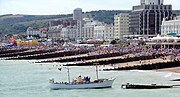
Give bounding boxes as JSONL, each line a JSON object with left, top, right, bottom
{"left": 0, "top": 48, "right": 62, "bottom": 58}
{"left": 0, "top": 48, "right": 29, "bottom": 55}
{"left": 37, "top": 53, "right": 127, "bottom": 63}
{"left": 103, "top": 61, "right": 180, "bottom": 71}
{"left": 64, "top": 54, "right": 164, "bottom": 66}
{"left": 6, "top": 49, "right": 89, "bottom": 60}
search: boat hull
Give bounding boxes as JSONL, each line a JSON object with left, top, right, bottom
{"left": 121, "top": 83, "right": 172, "bottom": 89}
{"left": 50, "top": 79, "right": 115, "bottom": 89}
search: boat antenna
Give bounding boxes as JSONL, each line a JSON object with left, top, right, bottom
{"left": 67, "top": 66, "right": 70, "bottom": 83}
{"left": 94, "top": 63, "right": 99, "bottom": 80}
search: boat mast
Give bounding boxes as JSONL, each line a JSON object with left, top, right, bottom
{"left": 67, "top": 66, "right": 70, "bottom": 83}
{"left": 94, "top": 63, "right": 99, "bottom": 80}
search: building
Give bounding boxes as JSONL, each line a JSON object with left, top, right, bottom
{"left": 114, "top": 13, "right": 129, "bottom": 40}
{"left": 105, "top": 25, "right": 114, "bottom": 40}
{"left": 49, "top": 19, "right": 77, "bottom": 27}
{"left": 141, "top": 0, "right": 164, "bottom": 5}
{"left": 73, "top": 8, "right": 83, "bottom": 40}
{"left": 161, "top": 16, "right": 180, "bottom": 35}
{"left": 73, "top": 8, "right": 82, "bottom": 21}
{"left": 48, "top": 25, "right": 63, "bottom": 40}
{"left": 82, "top": 18, "right": 104, "bottom": 40}
{"left": 26, "top": 27, "right": 40, "bottom": 36}
{"left": 48, "top": 19, "right": 77, "bottom": 40}
{"left": 82, "top": 26, "right": 94, "bottom": 40}
{"left": 26, "top": 27, "right": 48, "bottom": 38}
{"left": 61, "top": 26, "right": 77, "bottom": 40}
{"left": 94, "top": 25, "right": 114, "bottom": 41}
{"left": 129, "top": 0, "right": 172, "bottom": 36}
{"left": 176, "top": 15, "right": 180, "bottom": 20}
{"left": 76, "top": 21, "right": 82, "bottom": 40}
{"left": 39, "top": 27, "right": 48, "bottom": 38}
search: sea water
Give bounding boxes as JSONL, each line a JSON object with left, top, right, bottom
{"left": 0, "top": 60, "right": 180, "bottom": 97}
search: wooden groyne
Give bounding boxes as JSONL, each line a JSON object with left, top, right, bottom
{"left": 36, "top": 53, "right": 128, "bottom": 63}
{"left": 64, "top": 54, "right": 164, "bottom": 66}
{"left": 103, "top": 61, "right": 180, "bottom": 71}
{"left": 0, "top": 48, "right": 62, "bottom": 58}
{"left": 0, "top": 48, "right": 30, "bottom": 55}
{"left": 7, "top": 50, "right": 89, "bottom": 60}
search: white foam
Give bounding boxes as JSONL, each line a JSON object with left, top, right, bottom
{"left": 130, "top": 70, "right": 150, "bottom": 73}
{"left": 164, "top": 73, "right": 173, "bottom": 78}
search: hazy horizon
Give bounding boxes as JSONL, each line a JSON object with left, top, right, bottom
{"left": 0, "top": 0, "right": 179, "bottom": 15}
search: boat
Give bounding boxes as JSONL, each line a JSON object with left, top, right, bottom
{"left": 121, "top": 83, "right": 173, "bottom": 89}
{"left": 171, "top": 79, "right": 180, "bottom": 81}
{"left": 49, "top": 78, "right": 115, "bottom": 89}
{"left": 49, "top": 65, "right": 115, "bottom": 89}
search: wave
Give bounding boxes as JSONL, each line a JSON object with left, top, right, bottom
{"left": 164, "top": 73, "right": 173, "bottom": 78}
{"left": 129, "top": 70, "right": 151, "bottom": 73}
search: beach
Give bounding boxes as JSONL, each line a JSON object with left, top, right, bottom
{"left": 0, "top": 44, "right": 180, "bottom": 70}
{"left": 158, "top": 67, "right": 180, "bottom": 73}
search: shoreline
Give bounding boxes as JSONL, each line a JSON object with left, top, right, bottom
{"left": 157, "top": 67, "right": 180, "bottom": 74}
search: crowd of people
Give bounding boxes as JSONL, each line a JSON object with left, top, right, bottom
{"left": 72, "top": 75, "right": 91, "bottom": 83}
{"left": 0, "top": 41, "right": 180, "bottom": 61}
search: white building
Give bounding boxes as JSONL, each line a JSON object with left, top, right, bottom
{"left": 94, "top": 25, "right": 114, "bottom": 41}
{"left": 39, "top": 27, "right": 48, "bottom": 38}
{"left": 176, "top": 15, "right": 180, "bottom": 20}
{"left": 61, "top": 26, "right": 77, "bottom": 40}
{"left": 27, "top": 27, "right": 40, "bottom": 36}
{"left": 82, "top": 26, "right": 94, "bottom": 40}
{"left": 76, "top": 21, "right": 82, "bottom": 39}
{"left": 83, "top": 18, "right": 104, "bottom": 26}
{"left": 114, "top": 13, "right": 129, "bottom": 40}
{"left": 82, "top": 18, "right": 104, "bottom": 40}
{"left": 161, "top": 17, "right": 180, "bottom": 35}
{"left": 26, "top": 27, "right": 48, "bottom": 38}
{"left": 48, "top": 25, "right": 63, "bottom": 40}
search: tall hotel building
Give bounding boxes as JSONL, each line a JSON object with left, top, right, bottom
{"left": 73, "top": 8, "right": 82, "bottom": 21}
{"left": 73, "top": 8, "right": 83, "bottom": 40}
{"left": 114, "top": 13, "right": 129, "bottom": 40}
{"left": 129, "top": 0, "right": 172, "bottom": 36}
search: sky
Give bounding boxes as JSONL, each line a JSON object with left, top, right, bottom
{"left": 0, "top": 0, "right": 179, "bottom": 15}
